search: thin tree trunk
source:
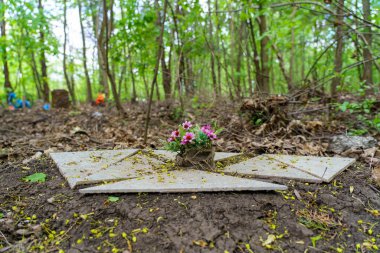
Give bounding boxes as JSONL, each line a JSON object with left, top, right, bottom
{"left": 38, "top": 0, "right": 49, "bottom": 102}
{"left": 0, "top": 0, "right": 12, "bottom": 91}
{"left": 78, "top": 0, "right": 93, "bottom": 103}
{"left": 272, "top": 44, "right": 293, "bottom": 91}
{"left": 289, "top": 7, "right": 296, "bottom": 90}
{"left": 246, "top": 39, "right": 253, "bottom": 97}
{"left": 99, "top": 0, "right": 125, "bottom": 114}
{"left": 144, "top": 0, "right": 168, "bottom": 144}
{"left": 129, "top": 53, "right": 137, "bottom": 103}
{"left": 247, "top": 17, "right": 262, "bottom": 93}
{"left": 63, "top": 0, "right": 75, "bottom": 104}
{"left": 90, "top": 0, "right": 109, "bottom": 97}
{"left": 30, "top": 49, "right": 42, "bottom": 99}
{"left": 331, "top": 0, "right": 345, "bottom": 97}
{"left": 257, "top": 3, "right": 270, "bottom": 94}
{"left": 362, "top": 0, "right": 373, "bottom": 87}
{"left": 235, "top": 23, "right": 244, "bottom": 98}
{"left": 208, "top": 0, "right": 217, "bottom": 97}
{"left": 214, "top": 0, "right": 222, "bottom": 96}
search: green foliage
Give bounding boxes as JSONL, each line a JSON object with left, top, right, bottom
{"left": 170, "top": 107, "right": 184, "bottom": 121}
{"left": 23, "top": 172, "right": 47, "bottom": 183}
{"left": 310, "top": 235, "right": 322, "bottom": 248}
{"left": 108, "top": 196, "right": 120, "bottom": 202}
{"left": 336, "top": 99, "right": 379, "bottom": 135}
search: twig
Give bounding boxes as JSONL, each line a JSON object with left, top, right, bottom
{"left": 0, "top": 230, "right": 12, "bottom": 247}
{"left": 369, "top": 185, "right": 380, "bottom": 195}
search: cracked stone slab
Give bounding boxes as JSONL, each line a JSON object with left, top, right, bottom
{"left": 150, "top": 150, "right": 242, "bottom": 162}
{"left": 265, "top": 154, "right": 356, "bottom": 182}
{"left": 222, "top": 155, "right": 323, "bottom": 183}
{"left": 50, "top": 149, "right": 169, "bottom": 188}
{"left": 79, "top": 169, "right": 287, "bottom": 194}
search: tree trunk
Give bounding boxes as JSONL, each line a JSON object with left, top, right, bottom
{"left": 212, "top": 0, "right": 222, "bottom": 96}
{"left": 208, "top": 0, "right": 217, "bottom": 97}
{"left": 144, "top": 0, "right": 168, "bottom": 144}
{"left": 99, "top": 0, "right": 125, "bottom": 114}
{"left": 245, "top": 38, "right": 253, "bottom": 97}
{"left": 129, "top": 53, "right": 137, "bottom": 103}
{"left": 272, "top": 44, "right": 293, "bottom": 91}
{"left": 90, "top": 0, "right": 109, "bottom": 97}
{"left": 362, "top": 0, "right": 373, "bottom": 87}
{"left": 78, "top": 0, "right": 93, "bottom": 103}
{"left": 331, "top": 0, "right": 345, "bottom": 97}
{"left": 38, "top": 0, "right": 49, "bottom": 102}
{"left": 63, "top": 0, "right": 75, "bottom": 104}
{"left": 247, "top": 18, "right": 262, "bottom": 93}
{"left": 235, "top": 23, "right": 244, "bottom": 98}
{"left": 0, "top": 0, "right": 12, "bottom": 91}
{"left": 156, "top": 0, "right": 171, "bottom": 100}
{"left": 257, "top": 3, "right": 270, "bottom": 94}
{"left": 289, "top": 7, "right": 296, "bottom": 91}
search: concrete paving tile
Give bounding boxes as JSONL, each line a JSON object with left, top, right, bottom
{"left": 265, "top": 154, "right": 356, "bottom": 182}
{"left": 79, "top": 169, "right": 287, "bottom": 194}
{"left": 223, "top": 155, "right": 323, "bottom": 182}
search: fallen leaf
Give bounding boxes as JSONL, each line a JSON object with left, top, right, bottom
{"left": 23, "top": 173, "right": 47, "bottom": 183}
{"left": 193, "top": 240, "right": 208, "bottom": 247}
{"left": 108, "top": 196, "right": 120, "bottom": 202}
{"left": 262, "top": 234, "right": 276, "bottom": 246}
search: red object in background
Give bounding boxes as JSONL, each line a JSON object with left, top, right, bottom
{"left": 95, "top": 93, "right": 105, "bottom": 106}
{"left": 8, "top": 105, "right": 15, "bottom": 111}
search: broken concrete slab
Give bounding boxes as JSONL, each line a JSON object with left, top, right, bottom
{"left": 150, "top": 150, "right": 242, "bottom": 162}
{"left": 79, "top": 169, "right": 287, "bottom": 194}
{"left": 50, "top": 149, "right": 145, "bottom": 188}
{"left": 265, "top": 154, "right": 356, "bottom": 182}
{"left": 222, "top": 155, "right": 322, "bottom": 183}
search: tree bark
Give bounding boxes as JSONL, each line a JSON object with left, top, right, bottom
{"left": 257, "top": 3, "right": 270, "bottom": 94}
{"left": 362, "top": 0, "right": 373, "bottom": 86}
{"left": 208, "top": 0, "right": 217, "bottom": 97}
{"left": 289, "top": 7, "right": 297, "bottom": 91}
{"left": 90, "top": 0, "right": 109, "bottom": 97}
{"left": 0, "top": 0, "right": 12, "bottom": 91}
{"left": 63, "top": 0, "right": 76, "bottom": 104}
{"left": 331, "top": 0, "right": 345, "bottom": 97}
{"left": 144, "top": 0, "right": 168, "bottom": 144}
{"left": 38, "top": 0, "right": 49, "bottom": 102}
{"left": 78, "top": 0, "right": 93, "bottom": 103}
{"left": 99, "top": 0, "right": 125, "bottom": 114}
{"left": 272, "top": 44, "right": 293, "bottom": 91}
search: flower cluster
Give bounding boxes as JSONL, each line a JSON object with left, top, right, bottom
{"left": 165, "top": 121, "right": 221, "bottom": 153}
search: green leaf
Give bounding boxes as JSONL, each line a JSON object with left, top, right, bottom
{"left": 311, "top": 235, "right": 322, "bottom": 248}
{"left": 108, "top": 196, "right": 120, "bottom": 202}
{"left": 0, "top": 212, "right": 4, "bottom": 219}
{"left": 23, "top": 173, "right": 46, "bottom": 183}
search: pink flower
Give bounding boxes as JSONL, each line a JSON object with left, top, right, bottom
{"left": 181, "top": 132, "right": 195, "bottom": 145}
{"left": 201, "top": 125, "right": 211, "bottom": 132}
{"left": 182, "top": 121, "right": 192, "bottom": 130}
{"left": 167, "top": 137, "right": 175, "bottom": 142}
{"left": 171, "top": 130, "right": 180, "bottom": 138}
{"left": 208, "top": 132, "right": 217, "bottom": 140}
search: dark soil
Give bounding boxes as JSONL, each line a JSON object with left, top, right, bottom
{"left": 0, "top": 99, "right": 379, "bottom": 253}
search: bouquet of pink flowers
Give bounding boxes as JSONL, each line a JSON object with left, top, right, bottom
{"left": 165, "top": 121, "right": 222, "bottom": 153}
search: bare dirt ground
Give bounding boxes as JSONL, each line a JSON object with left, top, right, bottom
{"left": 0, "top": 97, "right": 379, "bottom": 253}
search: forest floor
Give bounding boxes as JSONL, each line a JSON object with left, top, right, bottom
{"left": 0, "top": 95, "right": 379, "bottom": 253}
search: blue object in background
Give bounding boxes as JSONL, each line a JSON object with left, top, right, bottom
{"left": 7, "top": 92, "right": 16, "bottom": 104}
{"left": 13, "top": 99, "right": 31, "bottom": 109}
{"left": 43, "top": 103, "right": 50, "bottom": 111}
{"left": 14, "top": 99, "right": 23, "bottom": 109}
{"left": 6, "top": 92, "right": 32, "bottom": 109}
